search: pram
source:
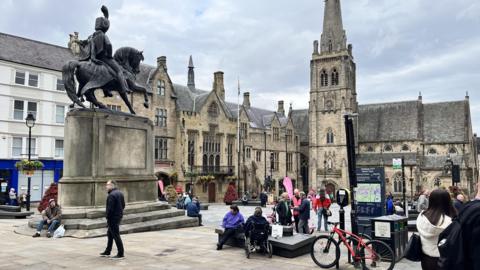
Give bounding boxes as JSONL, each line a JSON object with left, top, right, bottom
{"left": 244, "top": 221, "right": 273, "bottom": 258}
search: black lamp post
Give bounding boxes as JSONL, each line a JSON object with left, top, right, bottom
{"left": 25, "top": 112, "right": 36, "bottom": 211}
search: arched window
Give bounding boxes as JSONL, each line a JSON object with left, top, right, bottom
{"left": 384, "top": 145, "right": 393, "bottom": 152}
{"left": 208, "top": 102, "right": 218, "bottom": 117}
{"left": 449, "top": 147, "right": 458, "bottom": 155}
{"left": 326, "top": 128, "right": 334, "bottom": 144}
{"left": 320, "top": 70, "right": 328, "bottom": 87}
{"left": 401, "top": 144, "right": 410, "bottom": 152}
{"left": 367, "top": 146, "right": 374, "bottom": 153}
{"left": 428, "top": 148, "right": 437, "bottom": 155}
{"left": 331, "top": 69, "right": 339, "bottom": 85}
{"left": 328, "top": 40, "right": 333, "bottom": 52}
{"left": 215, "top": 155, "right": 220, "bottom": 172}
{"left": 393, "top": 173, "right": 403, "bottom": 193}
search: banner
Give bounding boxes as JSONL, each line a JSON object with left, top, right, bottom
{"left": 283, "top": 176, "right": 293, "bottom": 199}
{"left": 157, "top": 180, "right": 164, "bottom": 194}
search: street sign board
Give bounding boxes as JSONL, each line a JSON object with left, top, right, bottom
{"left": 392, "top": 158, "right": 402, "bottom": 170}
{"left": 356, "top": 167, "right": 386, "bottom": 217}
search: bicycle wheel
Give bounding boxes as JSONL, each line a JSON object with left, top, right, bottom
{"left": 310, "top": 235, "right": 340, "bottom": 268}
{"left": 360, "top": 240, "right": 395, "bottom": 270}
{"left": 347, "top": 233, "right": 372, "bottom": 248}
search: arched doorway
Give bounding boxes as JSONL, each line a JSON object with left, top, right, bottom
{"left": 156, "top": 172, "right": 171, "bottom": 200}
{"left": 208, "top": 182, "right": 216, "bottom": 203}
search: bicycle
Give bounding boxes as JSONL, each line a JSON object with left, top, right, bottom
{"left": 311, "top": 221, "right": 395, "bottom": 270}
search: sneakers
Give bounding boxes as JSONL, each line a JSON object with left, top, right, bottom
{"left": 110, "top": 255, "right": 125, "bottom": 260}
{"left": 216, "top": 243, "right": 222, "bottom": 250}
{"left": 99, "top": 252, "right": 110, "bottom": 257}
{"left": 32, "top": 232, "right": 40, "bottom": 238}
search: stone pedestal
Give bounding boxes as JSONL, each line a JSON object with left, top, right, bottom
{"left": 59, "top": 109, "right": 157, "bottom": 207}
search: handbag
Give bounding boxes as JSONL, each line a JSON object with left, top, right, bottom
{"left": 323, "top": 209, "right": 332, "bottom": 217}
{"left": 405, "top": 233, "right": 422, "bottom": 261}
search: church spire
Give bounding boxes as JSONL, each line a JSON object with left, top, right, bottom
{"left": 321, "top": 0, "right": 347, "bottom": 53}
{"left": 187, "top": 55, "right": 195, "bottom": 89}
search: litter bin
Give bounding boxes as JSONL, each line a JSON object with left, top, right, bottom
{"left": 371, "top": 215, "right": 408, "bottom": 262}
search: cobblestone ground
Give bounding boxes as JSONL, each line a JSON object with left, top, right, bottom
{"left": 0, "top": 203, "right": 421, "bottom": 270}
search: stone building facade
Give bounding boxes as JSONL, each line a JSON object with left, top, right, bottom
{"left": 305, "top": 0, "right": 479, "bottom": 197}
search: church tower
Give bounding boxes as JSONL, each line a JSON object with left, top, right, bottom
{"left": 187, "top": 55, "right": 195, "bottom": 89}
{"left": 309, "top": 0, "right": 357, "bottom": 191}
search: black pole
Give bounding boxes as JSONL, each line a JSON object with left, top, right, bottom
{"left": 237, "top": 133, "right": 241, "bottom": 197}
{"left": 264, "top": 131, "right": 267, "bottom": 187}
{"left": 401, "top": 156, "right": 406, "bottom": 216}
{"left": 344, "top": 115, "right": 358, "bottom": 235}
{"left": 26, "top": 126, "right": 31, "bottom": 211}
{"left": 190, "top": 162, "right": 193, "bottom": 195}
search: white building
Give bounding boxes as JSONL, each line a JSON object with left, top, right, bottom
{"left": 0, "top": 32, "right": 74, "bottom": 202}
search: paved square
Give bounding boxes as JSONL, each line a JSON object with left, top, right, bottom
{"left": 0, "top": 204, "right": 421, "bottom": 269}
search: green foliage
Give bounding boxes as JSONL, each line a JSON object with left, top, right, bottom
{"left": 15, "top": 160, "right": 44, "bottom": 171}
{"left": 165, "top": 185, "right": 178, "bottom": 203}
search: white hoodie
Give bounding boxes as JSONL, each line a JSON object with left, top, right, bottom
{"left": 416, "top": 212, "right": 452, "bottom": 257}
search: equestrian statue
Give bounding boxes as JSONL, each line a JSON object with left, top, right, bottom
{"left": 62, "top": 5, "right": 149, "bottom": 114}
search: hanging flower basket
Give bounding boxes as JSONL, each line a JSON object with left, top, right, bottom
{"left": 197, "top": 175, "right": 215, "bottom": 184}
{"left": 225, "top": 176, "right": 237, "bottom": 182}
{"left": 15, "top": 160, "right": 43, "bottom": 175}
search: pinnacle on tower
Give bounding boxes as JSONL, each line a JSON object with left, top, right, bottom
{"left": 187, "top": 55, "right": 195, "bottom": 89}
{"left": 320, "top": 0, "right": 347, "bottom": 53}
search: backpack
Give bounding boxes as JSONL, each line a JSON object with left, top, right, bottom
{"left": 437, "top": 201, "right": 480, "bottom": 270}
{"left": 176, "top": 197, "right": 185, "bottom": 210}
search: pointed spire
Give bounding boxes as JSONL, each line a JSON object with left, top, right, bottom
{"left": 321, "top": 0, "right": 347, "bottom": 53}
{"left": 187, "top": 55, "right": 195, "bottom": 89}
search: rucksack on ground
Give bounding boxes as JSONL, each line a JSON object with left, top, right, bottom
{"left": 437, "top": 201, "right": 480, "bottom": 270}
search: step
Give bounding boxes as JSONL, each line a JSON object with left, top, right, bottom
{"left": 0, "top": 205, "right": 21, "bottom": 212}
{"left": 61, "top": 201, "right": 171, "bottom": 219}
{"left": 28, "top": 208, "right": 186, "bottom": 230}
{"left": 0, "top": 210, "right": 33, "bottom": 219}
{"left": 68, "top": 215, "right": 199, "bottom": 238}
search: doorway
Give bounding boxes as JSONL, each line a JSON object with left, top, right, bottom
{"left": 208, "top": 182, "right": 216, "bottom": 203}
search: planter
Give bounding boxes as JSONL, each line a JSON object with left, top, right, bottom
{"left": 24, "top": 170, "right": 35, "bottom": 177}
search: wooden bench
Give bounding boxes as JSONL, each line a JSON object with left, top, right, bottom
{"left": 268, "top": 234, "right": 316, "bottom": 258}
{"left": 215, "top": 227, "right": 245, "bottom": 248}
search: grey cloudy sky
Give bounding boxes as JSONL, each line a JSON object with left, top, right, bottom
{"left": 1, "top": 0, "right": 480, "bottom": 133}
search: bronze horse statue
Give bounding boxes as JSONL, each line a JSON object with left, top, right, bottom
{"left": 62, "top": 47, "right": 149, "bottom": 114}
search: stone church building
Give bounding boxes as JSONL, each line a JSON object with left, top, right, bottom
{"left": 305, "top": 0, "right": 478, "bottom": 198}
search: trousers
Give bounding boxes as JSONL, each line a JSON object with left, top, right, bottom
{"left": 105, "top": 219, "right": 124, "bottom": 256}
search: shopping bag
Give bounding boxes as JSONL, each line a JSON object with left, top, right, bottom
{"left": 53, "top": 224, "right": 65, "bottom": 238}
{"left": 271, "top": 224, "right": 283, "bottom": 238}
{"left": 405, "top": 233, "right": 422, "bottom": 261}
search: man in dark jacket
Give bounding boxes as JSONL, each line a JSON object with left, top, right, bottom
{"left": 100, "top": 180, "right": 125, "bottom": 259}
{"left": 294, "top": 192, "right": 310, "bottom": 234}
{"left": 186, "top": 197, "right": 202, "bottom": 226}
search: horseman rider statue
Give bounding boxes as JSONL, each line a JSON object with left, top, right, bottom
{"left": 79, "top": 6, "right": 130, "bottom": 97}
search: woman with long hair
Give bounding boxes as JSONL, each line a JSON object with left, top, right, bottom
{"left": 416, "top": 189, "right": 457, "bottom": 269}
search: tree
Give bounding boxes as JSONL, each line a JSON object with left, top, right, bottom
{"left": 38, "top": 183, "right": 58, "bottom": 213}
{"left": 165, "top": 185, "right": 178, "bottom": 204}
{"left": 223, "top": 183, "right": 238, "bottom": 204}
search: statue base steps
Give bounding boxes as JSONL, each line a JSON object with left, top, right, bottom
{"left": 15, "top": 201, "right": 198, "bottom": 238}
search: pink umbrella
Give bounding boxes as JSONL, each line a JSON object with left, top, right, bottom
{"left": 283, "top": 176, "right": 293, "bottom": 199}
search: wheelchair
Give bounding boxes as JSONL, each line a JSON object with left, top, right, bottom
{"left": 244, "top": 222, "right": 273, "bottom": 259}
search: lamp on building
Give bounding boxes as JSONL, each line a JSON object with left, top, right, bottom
{"left": 25, "top": 112, "right": 36, "bottom": 211}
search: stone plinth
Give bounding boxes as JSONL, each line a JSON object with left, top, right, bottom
{"left": 59, "top": 109, "right": 156, "bottom": 207}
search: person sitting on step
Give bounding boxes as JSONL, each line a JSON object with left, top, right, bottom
{"left": 33, "top": 199, "right": 62, "bottom": 238}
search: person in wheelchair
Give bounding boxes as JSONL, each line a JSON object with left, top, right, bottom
{"left": 245, "top": 207, "right": 270, "bottom": 253}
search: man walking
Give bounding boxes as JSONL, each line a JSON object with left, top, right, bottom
{"left": 100, "top": 180, "right": 125, "bottom": 259}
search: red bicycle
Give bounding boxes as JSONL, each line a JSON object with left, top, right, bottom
{"left": 311, "top": 221, "right": 395, "bottom": 270}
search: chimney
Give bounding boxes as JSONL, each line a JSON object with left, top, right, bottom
{"left": 157, "top": 56, "right": 167, "bottom": 70}
{"left": 277, "top": 100, "right": 285, "bottom": 116}
{"left": 67, "top": 32, "right": 80, "bottom": 55}
{"left": 213, "top": 71, "right": 225, "bottom": 100}
{"left": 243, "top": 92, "right": 251, "bottom": 109}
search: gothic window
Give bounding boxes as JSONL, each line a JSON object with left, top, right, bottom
{"left": 428, "top": 148, "right": 437, "bottom": 155}
{"left": 187, "top": 134, "right": 195, "bottom": 167}
{"left": 256, "top": 151, "right": 261, "bottom": 162}
{"left": 157, "top": 80, "right": 165, "bottom": 96}
{"left": 393, "top": 173, "right": 403, "bottom": 193}
{"left": 286, "top": 153, "right": 293, "bottom": 172}
{"left": 208, "top": 102, "right": 218, "bottom": 117}
{"left": 155, "top": 108, "right": 167, "bottom": 127}
{"left": 246, "top": 147, "right": 251, "bottom": 159}
{"left": 367, "top": 146, "right": 374, "bottom": 153}
{"left": 320, "top": 70, "right": 328, "bottom": 87}
{"left": 203, "top": 134, "right": 221, "bottom": 173}
{"left": 154, "top": 137, "right": 168, "bottom": 160}
{"left": 331, "top": 69, "right": 339, "bottom": 85}
{"left": 240, "top": 123, "right": 248, "bottom": 139}
{"left": 286, "top": 129, "right": 293, "bottom": 143}
{"left": 227, "top": 137, "right": 234, "bottom": 167}
{"left": 449, "top": 147, "right": 458, "bottom": 155}
{"left": 384, "top": 145, "right": 393, "bottom": 152}
{"left": 326, "top": 128, "right": 334, "bottom": 144}
{"left": 271, "top": 152, "right": 279, "bottom": 171}
{"left": 328, "top": 40, "right": 333, "bottom": 52}
{"left": 273, "top": 127, "right": 280, "bottom": 141}
{"left": 401, "top": 144, "right": 410, "bottom": 152}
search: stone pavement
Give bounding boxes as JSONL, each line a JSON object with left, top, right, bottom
{"left": 0, "top": 203, "right": 421, "bottom": 270}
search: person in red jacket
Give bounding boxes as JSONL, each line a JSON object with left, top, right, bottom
{"left": 313, "top": 189, "right": 331, "bottom": 232}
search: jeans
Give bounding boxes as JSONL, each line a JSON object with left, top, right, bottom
{"left": 188, "top": 213, "right": 202, "bottom": 226}
{"left": 293, "top": 215, "right": 300, "bottom": 233}
{"left": 36, "top": 219, "right": 60, "bottom": 233}
{"left": 298, "top": 219, "right": 309, "bottom": 234}
{"left": 105, "top": 220, "right": 124, "bottom": 256}
{"left": 218, "top": 227, "right": 242, "bottom": 247}
{"left": 317, "top": 208, "right": 328, "bottom": 231}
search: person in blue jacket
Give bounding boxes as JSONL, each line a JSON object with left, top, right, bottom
{"left": 186, "top": 197, "right": 202, "bottom": 226}
{"left": 386, "top": 192, "right": 395, "bottom": 215}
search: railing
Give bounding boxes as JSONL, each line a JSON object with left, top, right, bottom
{"left": 188, "top": 166, "right": 235, "bottom": 176}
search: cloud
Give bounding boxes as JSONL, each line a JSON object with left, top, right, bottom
{"left": 0, "top": 0, "right": 479, "bottom": 133}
